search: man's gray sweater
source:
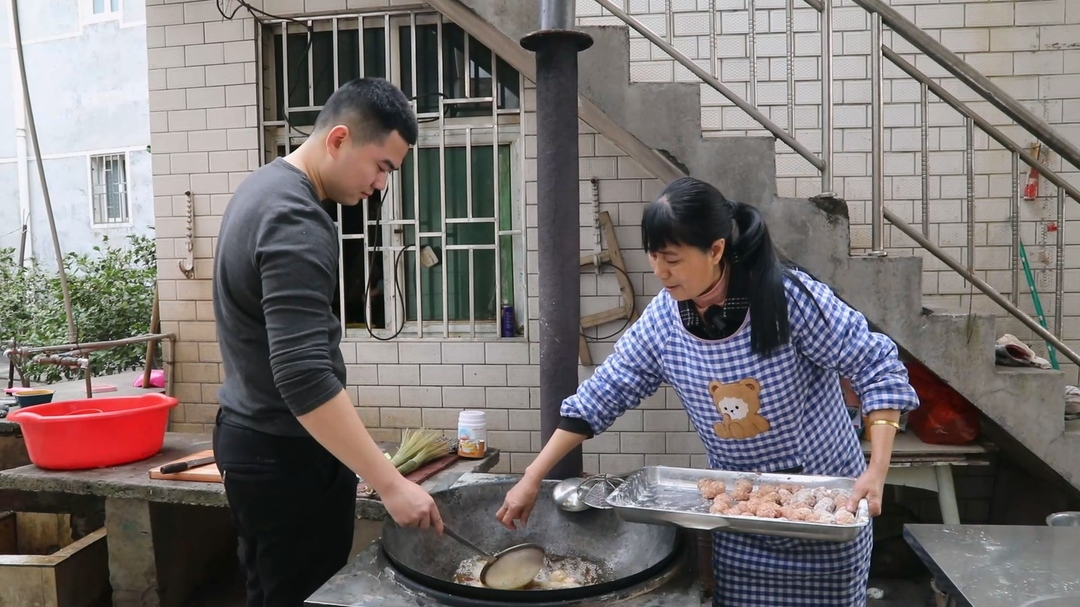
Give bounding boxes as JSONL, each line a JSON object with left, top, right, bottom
{"left": 213, "top": 158, "right": 347, "bottom": 437}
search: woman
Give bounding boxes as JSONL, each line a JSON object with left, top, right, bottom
{"left": 496, "top": 176, "right": 918, "bottom": 606}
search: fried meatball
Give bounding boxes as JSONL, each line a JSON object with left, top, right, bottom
{"left": 760, "top": 491, "right": 782, "bottom": 504}
{"left": 835, "top": 509, "right": 857, "bottom": 525}
{"left": 731, "top": 486, "right": 753, "bottom": 501}
{"left": 713, "top": 493, "right": 733, "bottom": 509}
{"left": 790, "top": 507, "right": 814, "bottom": 521}
{"left": 791, "top": 489, "right": 816, "bottom": 507}
{"left": 813, "top": 497, "right": 836, "bottom": 514}
{"left": 698, "top": 478, "right": 727, "bottom": 500}
{"left": 756, "top": 502, "right": 781, "bottom": 518}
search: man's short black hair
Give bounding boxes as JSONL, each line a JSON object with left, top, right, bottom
{"left": 314, "top": 78, "right": 418, "bottom": 146}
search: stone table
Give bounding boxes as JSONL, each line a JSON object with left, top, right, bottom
{"left": 904, "top": 524, "right": 1080, "bottom": 606}
{"left": 0, "top": 432, "right": 500, "bottom": 607}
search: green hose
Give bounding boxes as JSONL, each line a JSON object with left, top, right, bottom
{"left": 1017, "top": 239, "right": 1060, "bottom": 370}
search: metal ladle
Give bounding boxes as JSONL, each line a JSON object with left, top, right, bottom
{"left": 552, "top": 477, "right": 589, "bottom": 512}
{"left": 442, "top": 525, "right": 546, "bottom": 590}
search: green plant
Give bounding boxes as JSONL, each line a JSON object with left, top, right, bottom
{"left": 0, "top": 233, "right": 157, "bottom": 384}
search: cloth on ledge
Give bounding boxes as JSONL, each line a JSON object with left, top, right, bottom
{"left": 994, "top": 333, "right": 1052, "bottom": 369}
{"left": 1065, "top": 385, "right": 1080, "bottom": 421}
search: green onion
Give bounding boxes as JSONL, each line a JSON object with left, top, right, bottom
{"left": 389, "top": 428, "right": 450, "bottom": 474}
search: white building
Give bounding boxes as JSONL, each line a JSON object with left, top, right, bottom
{"left": 0, "top": 0, "right": 151, "bottom": 268}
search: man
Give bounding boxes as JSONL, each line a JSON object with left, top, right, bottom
{"left": 212, "top": 78, "right": 443, "bottom": 607}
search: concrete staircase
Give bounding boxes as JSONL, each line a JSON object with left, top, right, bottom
{"left": 431, "top": 0, "right": 1079, "bottom": 489}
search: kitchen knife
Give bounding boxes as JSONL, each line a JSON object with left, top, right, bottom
{"left": 160, "top": 455, "right": 216, "bottom": 474}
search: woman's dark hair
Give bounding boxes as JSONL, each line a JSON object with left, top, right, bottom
{"left": 642, "top": 176, "right": 796, "bottom": 356}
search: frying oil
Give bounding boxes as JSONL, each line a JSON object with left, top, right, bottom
{"left": 453, "top": 554, "right": 605, "bottom": 589}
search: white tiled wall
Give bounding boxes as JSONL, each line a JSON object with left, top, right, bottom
{"left": 577, "top": 0, "right": 1080, "bottom": 377}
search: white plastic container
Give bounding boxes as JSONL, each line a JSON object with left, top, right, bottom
{"left": 457, "top": 410, "right": 487, "bottom": 459}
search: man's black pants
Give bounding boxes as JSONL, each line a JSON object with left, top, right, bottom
{"left": 213, "top": 419, "right": 358, "bottom": 607}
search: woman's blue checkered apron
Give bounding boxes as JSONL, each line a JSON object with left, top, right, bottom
{"left": 563, "top": 274, "right": 918, "bottom": 606}
{"left": 664, "top": 307, "right": 873, "bottom": 606}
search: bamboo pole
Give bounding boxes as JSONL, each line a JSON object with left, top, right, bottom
{"left": 142, "top": 284, "right": 160, "bottom": 389}
{"left": 6, "top": 224, "right": 29, "bottom": 390}
{"left": 10, "top": 0, "right": 77, "bottom": 343}
{"left": 8, "top": 333, "right": 173, "bottom": 357}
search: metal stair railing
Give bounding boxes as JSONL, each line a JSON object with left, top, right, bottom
{"left": 591, "top": 0, "right": 825, "bottom": 176}
{"left": 589, "top": 0, "right": 1080, "bottom": 371}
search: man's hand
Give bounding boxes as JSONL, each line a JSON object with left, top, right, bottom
{"left": 381, "top": 478, "right": 444, "bottom": 533}
{"left": 296, "top": 390, "right": 442, "bottom": 534}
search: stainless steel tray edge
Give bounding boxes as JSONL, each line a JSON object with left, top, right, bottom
{"left": 605, "top": 466, "right": 870, "bottom": 543}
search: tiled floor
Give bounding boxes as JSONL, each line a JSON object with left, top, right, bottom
{"left": 868, "top": 577, "right": 938, "bottom": 607}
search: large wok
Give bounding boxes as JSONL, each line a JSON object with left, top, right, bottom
{"left": 381, "top": 478, "right": 683, "bottom": 603}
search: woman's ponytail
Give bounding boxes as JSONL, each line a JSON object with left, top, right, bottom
{"left": 729, "top": 201, "right": 790, "bottom": 356}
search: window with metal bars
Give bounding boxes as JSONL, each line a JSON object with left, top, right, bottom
{"left": 89, "top": 153, "right": 130, "bottom": 226}
{"left": 261, "top": 10, "right": 525, "bottom": 339}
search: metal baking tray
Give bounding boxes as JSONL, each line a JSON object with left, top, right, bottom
{"left": 605, "top": 466, "right": 870, "bottom": 542}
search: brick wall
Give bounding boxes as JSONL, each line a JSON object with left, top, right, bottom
{"left": 145, "top": 0, "right": 1051, "bottom": 531}
{"left": 577, "top": 0, "right": 1080, "bottom": 378}
{"left": 147, "top": 0, "right": 259, "bottom": 432}
{"left": 147, "top": 0, "right": 714, "bottom": 475}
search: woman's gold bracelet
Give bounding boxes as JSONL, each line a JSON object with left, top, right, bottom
{"left": 868, "top": 419, "right": 901, "bottom": 431}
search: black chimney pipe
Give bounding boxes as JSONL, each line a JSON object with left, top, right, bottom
{"left": 521, "top": 2, "right": 593, "bottom": 480}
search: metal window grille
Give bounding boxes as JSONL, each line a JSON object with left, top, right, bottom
{"left": 90, "top": 153, "right": 129, "bottom": 225}
{"left": 260, "top": 10, "right": 526, "bottom": 339}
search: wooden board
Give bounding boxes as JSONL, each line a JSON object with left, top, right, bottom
{"left": 357, "top": 451, "right": 461, "bottom": 498}
{"left": 578, "top": 211, "right": 636, "bottom": 366}
{"left": 148, "top": 448, "right": 463, "bottom": 488}
{"left": 148, "top": 450, "right": 220, "bottom": 483}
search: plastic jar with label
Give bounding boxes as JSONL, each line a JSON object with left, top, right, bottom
{"left": 457, "top": 410, "right": 487, "bottom": 459}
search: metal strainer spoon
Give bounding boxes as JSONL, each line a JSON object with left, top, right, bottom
{"left": 442, "top": 525, "right": 546, "bottom": 590}
{"left": 553, "top": 474, "right": 626, "bottom": 511}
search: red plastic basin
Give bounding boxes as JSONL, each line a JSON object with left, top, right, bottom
{"left": 7, "top": 393, "right": 180, "bottom": 470}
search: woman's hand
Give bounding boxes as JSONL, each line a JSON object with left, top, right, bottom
{"left": 848, "top": 467, "right": 887, "bottom": 516}
{"left": 496, "top": 473, "right": 542, "bottom": 530}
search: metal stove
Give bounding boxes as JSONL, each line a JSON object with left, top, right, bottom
{"left": 304, "top": 473, "right": 707, "bottom": 607}
{"left": 305, "top": 540, "right": 705, "bottom": 607}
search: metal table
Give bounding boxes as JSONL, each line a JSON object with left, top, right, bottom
{"left": 904, "top": 523, "right": 1080, "bottom": 606}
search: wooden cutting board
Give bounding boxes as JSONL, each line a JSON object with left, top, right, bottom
{"left": 148, "top": 448, "right": 463, "bottom": 489}
{"left": 149, "top": 450, "right": 220, "bottom": 483}
{"left": 357, "top": 451, "right": 461, "bottom": 498}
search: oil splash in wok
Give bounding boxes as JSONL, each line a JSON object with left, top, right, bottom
{"left": 453, "top": 553, "right": 605, "bottom": 590}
